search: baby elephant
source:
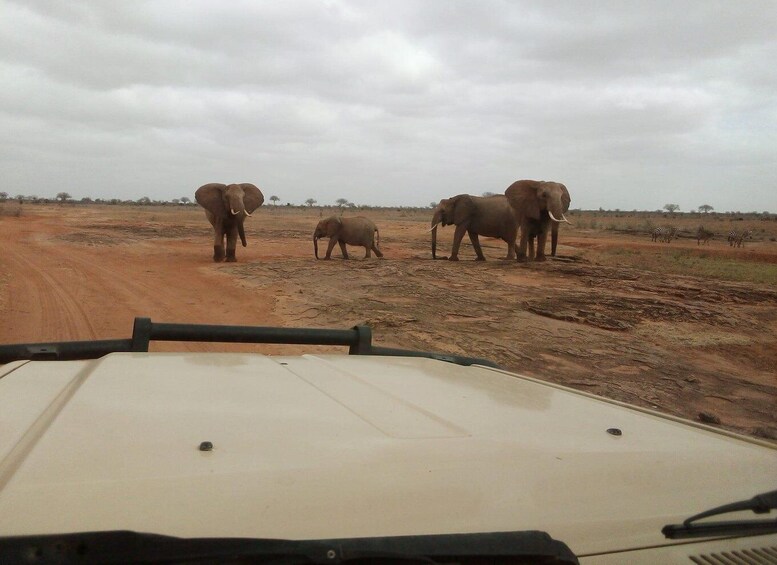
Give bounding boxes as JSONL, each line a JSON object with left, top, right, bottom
{"left": 313, "top": 216, "right": 383, "bottom": 259}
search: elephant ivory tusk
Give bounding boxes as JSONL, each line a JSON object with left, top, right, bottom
{"left": 561, "top": 213, "right": 572, "bottom": 225}
{"left": 427, "top": 222, "right": 441, "bottom": 232}
{"left": 244, "top": 210, "right": 252, "bottom": 217}
{"left": 230, "top": 208, "right": 239, "bottom": 215}
{"left": 548, "top": 210, "right": 570, "bottom": 223}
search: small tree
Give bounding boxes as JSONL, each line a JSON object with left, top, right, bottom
{"left": 137, "top": 196, "right": 151, "bottom": 205}
{"left": 180, "top": 196, "right": 191, "bottom": 204}
{"left": 664, "top": 203, "right": 680, "bottom": 214}
{"left": 172, "top": 198, "right": 180, "bottom": 205}
{"left": 270, "top": 195, "right": 280, "bottom": 206}
{"left": 336, "top": 198, "right": 349, "bottom": 208}
{"left": 305, "top": 198, "right": 317, "bottom": 207}
{"left": 698, "top": 204, "right": 714, "bottom": 214}
{"left": 56, "top": 192, "right": 72, "bottom": 203}
{"left": 481, "top": 191, "right": 496, "bottom": 197}
{"left": 0, "top": 191, "right": 8, "bottom": 201}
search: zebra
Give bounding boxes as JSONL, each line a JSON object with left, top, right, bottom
{"left": 728, "top": 229, "right": 752, "bottom": 247}
{"left": 696, "top": 226, "right": 714, "bottom": 245}
{"left": 651, "top": 226, "right": 678, "bottom": 243}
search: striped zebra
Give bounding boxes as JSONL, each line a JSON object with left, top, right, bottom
{"left": 728, "top": 229, "right": 752, "bottom": 248}
{"left": 696, "top": 226, "right": 714, "bottom": 245}
{"left": 651, "top": 226, "right": 678, "bottom": 243}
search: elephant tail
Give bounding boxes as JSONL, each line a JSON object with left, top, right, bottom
{"left": 375, "top": 227, "right": 380, "bottom": 249}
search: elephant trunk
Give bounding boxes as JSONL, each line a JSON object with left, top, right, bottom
{"left": 314, "top": 235, "right": 319, "bottom": 259}
{"left": 431, "top": 210, "right": 443, "bottom": 259}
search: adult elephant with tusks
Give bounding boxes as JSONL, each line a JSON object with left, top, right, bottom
{"left": 314, "top": 216, "right": 383, "bottom": 260}
{"left": 195, "top": 182, "right": 264, "bottom": 262}
{"left": 430, "top": 194, "right": 518, "bottom": 261}
{"left": 504, "top": 180, "right": 571, "bottom": 262}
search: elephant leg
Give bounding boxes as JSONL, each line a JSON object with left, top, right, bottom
{"left": 449, "top": 224, "right": 468, "bottom": 261}
{"left": 324, "top": 236, "right": 338, "bottom": 259}
{"left": 517, "top": 229, "right": 529, "bottom": 262}
{"left": 213, "top": 239, "right": 225, "bottom": 262}
{"left": 528, "top": 236, "right": 535, "bottom": 260}
{"left": 212, "top": 223, "right": 225, "bottom": 262}
{"left": 225, "top": 226, "right": 238, "bottom": 262}
{"left": 535, "top": 229, "right": 548, "bottom": 261}
{"left": 364, "top": 246, "right": 371, "bottom": 258}
{"left": 551, "top": 224, "right": 559, "bottom": 257}
{"left": 503, "top": 237, "right": 516, "bottom": 260}
{"left": 338, "top": 239, "right": 349, "bottom": 259}
{"left": 468, "top": 232, "right": 486, "bottom": 261}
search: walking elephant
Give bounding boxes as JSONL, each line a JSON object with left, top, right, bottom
{"left": 504, "top": 180, "right": 571, "bottom": 262}
{"left": 430, "top": 194, "right": 518, "bottom": 261}
{"left": 195, "top": 182, "right": 264, "bottom": 262}
{"left": 314, "top": 216, "right": 383, "bottom": 259}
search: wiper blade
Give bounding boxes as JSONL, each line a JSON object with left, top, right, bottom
{"left": 0, "top": 529, "right": 579, "bottom": 565}
{"left": 662, "top": 489, "right": 777, "bottom": 539}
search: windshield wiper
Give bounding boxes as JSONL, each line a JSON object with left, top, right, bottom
{"left": 662, "top": 489, "right": 777, "bottom": 539}
{"left": 0, "top": 529, "right": 579, "bottom": 565}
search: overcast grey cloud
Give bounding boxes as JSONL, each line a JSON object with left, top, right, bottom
{"left": 2, "top": 1, "right": 776, "bottom": 211}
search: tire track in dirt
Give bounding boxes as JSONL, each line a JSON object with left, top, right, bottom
{"left": 4, "top": 240, "right": 98, "bottom": 342}
{"left": 0, "top": 216, "right": 299, "bottom": 354}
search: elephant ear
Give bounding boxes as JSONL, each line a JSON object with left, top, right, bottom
{"left": 239, "top": 183, "right": 264, "bottom": 213}
{"left": 195, "top": 183, "right": 227, "bottom": 215}
{"left": 505, "top": 180, "right": 542, "bottom": 221}
{"left": 452, "top": 194, "right": 476, "bottom": 225}
{"left": 560, "top": 183, "right": 571, "bottom": 212}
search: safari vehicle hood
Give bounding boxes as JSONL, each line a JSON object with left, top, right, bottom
{"left": 1, "top": 349, "right": 775, "bottom": 562}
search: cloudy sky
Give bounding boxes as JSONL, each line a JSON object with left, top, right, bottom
{"left": 2, "top": 1, "right": 776, "bottom": 211}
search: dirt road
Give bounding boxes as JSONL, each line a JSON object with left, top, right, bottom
{"left": 1, "top": 204, "right": 776, "bottom": 440}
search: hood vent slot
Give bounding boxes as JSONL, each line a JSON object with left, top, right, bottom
{"left": 689, "top": 546, "right": 777, "bottom": 564}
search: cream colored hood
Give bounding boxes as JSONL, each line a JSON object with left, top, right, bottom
{"left": 0, "top": 353, "right": 775, "bottom": 557}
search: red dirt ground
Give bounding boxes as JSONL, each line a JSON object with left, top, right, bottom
{"left": 1, "top": 204, "right": 775, "bottom": 441}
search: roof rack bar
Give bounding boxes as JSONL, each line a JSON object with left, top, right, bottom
{"left": 139, "top": 319, "right": 372, "bottom": 349}
{"left": 1, "top": 319, "right": 499, "bottom": 368}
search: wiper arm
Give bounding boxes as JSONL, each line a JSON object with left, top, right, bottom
{"left": 0, "top": 529, "right": 580, "bottom": 565}
{"left": 662, "top": 489, "right": 777, "bottom": 539}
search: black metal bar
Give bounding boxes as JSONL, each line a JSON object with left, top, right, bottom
{"left": 348, "top": 325, "right": 372, "bottom": 354}
{"left": 146, "top": 321, "right": 370, "bottom": 348}
{"left": 131, "top": 317, "right": 152, "bottom": 352}
{"left": 0, "top": 318, "right": 500, "bottom": 369}
{"left": 0, "top": 339, "right": 134, "bottom": 364}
